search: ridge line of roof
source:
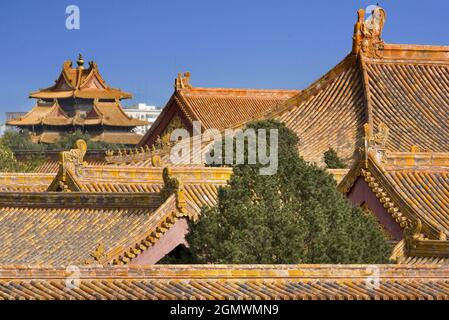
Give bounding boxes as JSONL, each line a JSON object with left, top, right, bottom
{"left": 359, "top": 54, "right": 374, "bottom": 128}
{"left": 107, "top": 193, "right": 179, "bottom": 264}
{"left": 383, "top": 43, "right": 449, "bottom": 52}
{"left": 0, "top": 192, "right": 162, "bottom": 209}
{"left": 0, "top": 264, "right": 447, "bottom": 280}
{"left": 179, "top": 87, "right": 300, "bottom": 94}
{"left": 264, "top": 54, "right": 358, "bottom": 118}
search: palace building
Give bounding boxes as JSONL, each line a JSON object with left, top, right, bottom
{"left": 2, "top": 6, "right": 449, "bottom": 300}
{"left": 138, "top": 71, "right": 300, "bottom": 147}
{"left": 139, "top": 7, "right": 449, "bottom": 168}
{"left": 7, "top": 55, "right": 148, "bottom": 145}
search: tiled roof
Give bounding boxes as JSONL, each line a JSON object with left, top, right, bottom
{"left": 29, "top": 56, "right": 132, "bottom": 100}
{"left": 0, "top": 142, "right": 230, "bottom": 266}
{"left": 137, "top": 7, "right": 449, "bottom": 167}
{"left": 272, "top": 56, "right": 366, "bottom": 165}
{"left": 7, "top": 56, "right": 143, "bottom": 142}
{"left": 7, "top": 101, "right": 71, "bottom": 126}
{"left": 338, "top": 123, "right": 449, "bottom": 262}
{"left": 33, "top": 159, "right": 108, "bottom": 174}
{"left": 385, "top": 167, "right": 449, "bottom": 233}
{"left": 399, "top": 256, "right": 449, "bottom": 265}
{"left": 0, "top": 173, "right": 54, "bottom": 192}
{"left": 8, "top": 101, "right": 147, "bottom": 136}
{"left": 365, "top": 54, "right": 449, "bottom": 152}
{"left": 339, "top": 149, "right": 449, "bottom": 239}
{"left": 260, "top": 7, "right": 449, "bottom": 166}
{"left": 32, "top": 131, "right": 64, "bottom": 144}
{"left": 9, "top": 142, "right": 232, "bottom": 209}
{"left": 0, "top": 192, "right": 200, "bottom": 266}
{"left": 91, "top": 131, "right": 143, "bottom": 145}
{"left": 0, "top": 264, "right": 449, "bottom": 300}
{"left": 390, "top": 239, "right": 449, "bottom": 265}
{"left": 178, "top": 86, "right": 300, "bottom": 132}
{"left": 376, "top": 152, "right": 449, "bottom": 239}
{"left": 83, "top": 101, "right": 148, "bottom": 127}
{"left": 54, "top": 162, "right": 232, "bottom": 208}
{"left": 139, "top": 73, "right": 299, "bottom": 147}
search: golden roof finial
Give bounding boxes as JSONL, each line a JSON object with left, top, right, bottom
{"left": 77, "top": 54, "right": 85, "bottom": 69}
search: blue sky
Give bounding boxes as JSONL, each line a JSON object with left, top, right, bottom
{"left": 0, "top": 0, "right": 448, "bottom": 123}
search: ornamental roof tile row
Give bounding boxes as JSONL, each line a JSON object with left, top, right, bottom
{"left": 0, "top": 264, "right": 449, "bottom": 300}
{"left": 0, "top": 173, "right": 53, "bottom": 192}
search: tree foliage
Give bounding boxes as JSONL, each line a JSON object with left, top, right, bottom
{"left": 0, "top": 142, "right": 44, "bottom": 172}
{"left": 324, "top": 148, "right": 347, "bottom": 169}
{"left": 0, "top": 130, "right": 126, "bottom": 173}
{"left": 184, "top": 120, "right": 390, "bottom": 264}
{"left": 1, "top": 131, "right": 46, "bottom": 152}
{"left": 1, "top": 130, "right": 127, "bottom": 151}
{"left": 50, "top": 130, "right": 126, "bottom": 150}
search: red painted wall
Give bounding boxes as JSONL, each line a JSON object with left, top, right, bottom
{"left": 347, "top": 178, "right": 403, "bottom": 240}
{"left": 130, "top": 218, "right": 189, "bottom": 265}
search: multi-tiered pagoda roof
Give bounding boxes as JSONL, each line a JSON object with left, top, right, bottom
{"left": 7, "top": 55, "right": 147, "bottom": 144}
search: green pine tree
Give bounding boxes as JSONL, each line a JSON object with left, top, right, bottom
{"left": 185, "top": 120, "right": 390, "bottom": 264}
{"left": 1, "top": 130, "right": 126, "bottom": 151}
{"left": 324, "top": 148, "right": 347, "bottom": 169}
{"left": 0, "top": 142, "right": 43, "bottom": 172}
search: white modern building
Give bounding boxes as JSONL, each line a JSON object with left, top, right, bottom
{"left": 2, "top": 111, "right": 27, "bottom": 136}
{"left": 123, "top": 103, "right": 162, "bottom": 136}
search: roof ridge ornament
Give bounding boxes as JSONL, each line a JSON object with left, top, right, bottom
{"left": 60, "top": 139, "right": 87, "bottom": 177}
{"left": 105, "top": 146, "right": 164, "bottom": 166}
{"left": 404, "top": 219, "right": 426, "bottom": 252}
{"left": 363, "top": 122, "right": 389, "bottom": 164}
{"left": 352, "top": 6, "right": 386, "bottom": 57}
{"left": 77, "top": 53, "right": 85, "bottom": 69}
{"left": 63, "top": 60, "right": 73, "bottom": 70}
{"left": 174, "top": 72, "right": 192, "bottom": 90}
{"left": 85, "top": 243, "right": 108, "bottom": 265}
